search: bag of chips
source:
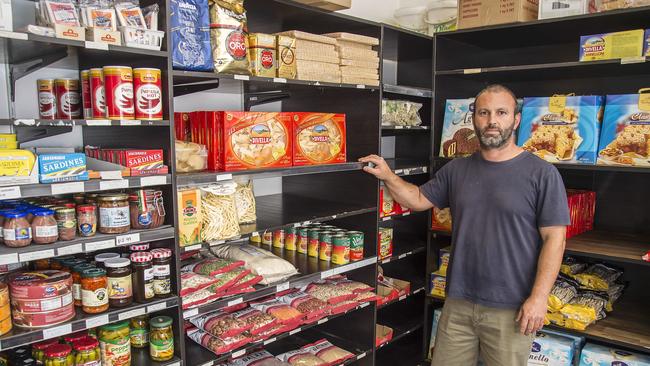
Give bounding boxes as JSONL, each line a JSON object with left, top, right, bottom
{"left": 187, "top": 328, "right": 251, "bottom": 355}
{"left": 181, "top": 272, "right": 219, "bottom": 296}
{"left": 302, "top": 339, "right": 354, "bottom": 365}
{"left": 190, "top": 311, "right": 252, "bottom": 338}
{"left": 277, "top": 349, "right": 328, "bottom": 366}
{"left": 209, "top": 0, "right": 250, "bottom": 74}
{"left": 278, "top": 291, "right": 330, "bottom": 323}
{"left": 232, "top": 307, "right": 278, "bottom": 336}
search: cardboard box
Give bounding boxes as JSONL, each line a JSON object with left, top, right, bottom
{"left": 376, "top": 324, "right": 394, "bottom": 347}
{"left": 431, "top": 207, "right": 452, "bottom": 232}
{"left": 579, "top": 30, "right": 644, "bottom": 62}
{"left": 457, "top": 0, "right": 538, "bottom": 30}
{"left": 430, "top": 271, "right": 446, "bottom": 298}
{"left": 597, "top": 92, "right": 650, "bottom": 167}
{"left": 378, "top": 227, "right": 393, "bottom": 260}
{"left": 439, "top": 98, "right": 479, "bottom": 158}
{"left": 248, "top": 33, "right": 277, "bottom": 78}
{"left": 377, "top": 285, "right": 399, "bottom": 305}
{"left": 381, "top": 276, "right": 410, "bottom": 297}
{"left": 579, "top": 343, "right": 650, "bottom": 366}
{"left": 86, "top": 28, "right": 122, "bottom": 45}
{"left": 538, "top": 0, "right": 595, "bottom": 19}
{"left": 38, "top": 153, "right": 88, "bottom": 183}
{"left": 379, "top": 186, "right": 396, "bottom": 217}
{"left": 178, "top": 188, "right": 202, "bottom": 247}
{"left": 54, "top": 24, "right": 85, "bottom": 41}
{"left": 292, "top": 0, "right": 351, "bottom": 11}
{"left": 291, "top": 112, "right": 346, "bottom": 166}
{"left": 518, "top": 95, "right": 604, "bottom": 164}
{"left": 439, "top": 246, "right": 451, "bottom": 275}
{"left": 529, "top": 333, "right": 575, "bottom": 366}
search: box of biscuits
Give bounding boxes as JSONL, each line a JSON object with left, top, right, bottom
{"left": 518, "top": 95, "right": 604, "bottom": 164}
{"left": 439, "top": 98, "right": 479, "bottom": 158}
{"left": 597, "top": 91, "right": 650, "bottom": 167}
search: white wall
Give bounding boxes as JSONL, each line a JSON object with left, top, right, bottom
{"left": 337, "top": 0, "right": 400, "bottom": 25}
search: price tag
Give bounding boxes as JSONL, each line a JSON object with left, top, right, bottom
{"left": 52, "top": 182, "right": 85, "bottom": 195}
{"left": 399, "top": 295, "right": 407, "bottom": 301}
{"left": 394, "top": 169, "right": 403, "bottom": 175}
{"left": 414, "top": 288, "right": 424, "bottom": 294}
{"left": 621, "top": 56, "right": 646, "bottom": 64}
{"left": 19, "top": 249, "right": 55, "bottom": 262}
{"left": 395, "top": 125, "right": 403, "bottom": 129}
{"left": 43, "top": 324, "right": 72, "bottom": 340}
{"left": 14, "top": 119, "right": 36, "bottom": 126}
{"left": 263, "top": 337, "right": 277, "bottom": 345}
{"left": 289, "top": 329, "right": 300, "bottom": 335}
{"left": 216, "top": 173, "right": 232, "bottom": 181}
{"left": 234, "top": 74, "right": 249, "bottom": 81}
{"left": 273, "top": 78, "right": 287, "bottom": 83}
{"left": 167, "top": 362, "right": 181, "bottom": 366}
{"left": 317, "top": 318, "right": 328, "bottom": 325}
{"left": 251, "top": 232, "right": 259, "bottom": 237}
{"left": 303, "top": 221, "right": 312, "bottom": 226}
{"left": 147, "top": 302, "right": 167, "bottom": 313}
{"left": 99, "top": 179, "right": 129, "bottom": 190}
{"left": 423, "top": 167, "right": 428, "bottom": 173}
{"left": 0, "top": 186, "right": 20, "bottom": 199}
{"left": 0, "top": 253, "right": 18, "bottom": 265}
{"left": 0, "top": 31, "right": 28, "bottom": 40}
{"left": 118, "top": 307, "right": 146, "bottom": 320}
{"left": 120, "top": 119, "right": 141, "bottom": 126}
{"left": 359, "top": 302, "right": 369, "bottom": 308}
{"left": 85, "top": 41, "right": 109, "bottom": 50}
{"left": 85, "top": 314, "right": 109, "bottom": 328}
{"left": 398, "top": 254, "right": 407, "bottom": 259}
{"left": 382, "top": 217, "right": 391, "bottom": 221}
{"left": 232, "top": 350, "right": 246, "bottom": 358}
{"left": 198, "top": 362, "right": 213, "bottom": 366}
{"left": 331, "top": 215, "right": 337, "bottom": 219}
{"left": 184, "top": 244, "right": 202, "bottom": 252}
{"left": 276, "top": 282, "right": 290, "bottom": 292}
{"left": 85, "top": 239, "right": 115, "bottom": 251}
{"left": 140, "top": 176, "right": 167, "bottom": 186}
{"left": 227, "top": 297, "right": 243, "bottom": 307}
{"left": 58, "top": 244, "right": 83, "bottom": 256}
{"left": 86, "top": 119, "right": 111, "bottom": 126}
{"left": 381, "top": 258, "right": 390, "bottom": 264}
{"left": 403, "top": 169, "right": 412, "bottom": 175}
{"left": 116, "top": 233, "right": 140, "bottom": 246}
{"left": 357, "top": 352, "right": 367, "bottom": 360}
{"left": 356, "top": 84, "right": 366, "bottom": 89}
{"left": 184, "top": 308, "right": 199, "bottom": 319}
{"left": 403, "top": 212, "right": 411, "bottom": 216}
{"left": 209, "top": 240, "right": 225, "bottom": 246}
{"left": 321, "top": 270, "right": 334, "bottom": 279}
{"left": 463, "top": 68, "right": 481, "bottom": 74}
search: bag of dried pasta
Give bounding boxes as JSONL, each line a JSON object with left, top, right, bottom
{"left": 201, "top": 182, "right": 241, "bottom": 241}
{"left": 606, "top": 282, "right": 624, "bottom": 312}
{"left": 573, "top": 263, "right": 622, "bottom": 291}
{"left": 560, "top": 257, "right": 587, "bottom": 276}
{"left": 235, "top": 180, "right": 257, "bottom": 224}
{"left": 559, "top": 290, "right": 609, "bottom": 330}
{"left": 548, "top": 273, "right": 579, "bottom": 312}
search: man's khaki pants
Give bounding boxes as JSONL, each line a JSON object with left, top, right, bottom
{"left": 431, "top": 298, "right": 534, "bottom": 366}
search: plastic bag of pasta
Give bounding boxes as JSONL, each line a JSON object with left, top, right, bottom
{"left": 559, "top": 290, "right": 609, "bottom": 330}
{"left": 201, "top": 182, "right": 241, "bottom": 241}
{"left": 560, "top": 257, "right": 587, "bottom": 276}
{"left": 235, "top": 180, "right": 257, "bottom": 224}
{"left": 606, "top": 283, "right": 624, "bottom": 312}
{"left": 548, "top": 273, "right": 579, "bottom": 312}
{"left": 573, "top": 263, "right": 622, "bottom": 291}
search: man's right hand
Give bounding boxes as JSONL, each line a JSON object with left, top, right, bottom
{"left": 359, "top": 155, "right": 396, "bottom": 181}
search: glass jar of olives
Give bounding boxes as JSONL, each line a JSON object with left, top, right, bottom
{"left": 72, "top": 337, "right": 100, "bottom": 366}
{"left": 44, "top": 344, "right": 74, "bottom": 366}
{"left": 149, "top": 316, "right": 174, "bottom": 362}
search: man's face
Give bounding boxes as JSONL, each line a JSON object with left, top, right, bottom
{"left": 473, "top": 91, "right": 521, "bottom": 150}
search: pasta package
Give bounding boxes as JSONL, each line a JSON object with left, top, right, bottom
{"left": 572, "top": 263, "right": 622, "bottom": 291}
{"left": 548, "top": 274, "right": 579, "bottom": 312}
{"left": 201, "top": 183, "right": 241, "bottom": 241}
{"left": 178, "top": 188, "right": 202, "bottom": 246}
{"left": 291, "top": 113, "right": 346, "bottom": 166}
{"left": 559, "top": 290, "right": 609, "bottom": 330}
{"left": 235, "top": 181, "right": 256, "bottom": 224}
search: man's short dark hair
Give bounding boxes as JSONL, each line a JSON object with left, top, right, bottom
{"left": 474, "top": 84, "right": 519, "bottom": 114}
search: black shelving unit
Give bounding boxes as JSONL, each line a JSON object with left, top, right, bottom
{"left": 428, "top": 7, "right": 650, "bottom": 358}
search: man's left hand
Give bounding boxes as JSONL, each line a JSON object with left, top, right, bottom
{"left": 516, "top": 295, "right": 547, "bottom": 336}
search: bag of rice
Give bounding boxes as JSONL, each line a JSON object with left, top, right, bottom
{"left": 182, "top": 286, "right": 221, "bottom": 309}
{"left": 277, "top": 349, "right": 328, "bottom": 366}
{"left": 302, "top": 339, "right": 354, "bottom": 365}
{"left": 212, "top": 244, "right": 298, "bottom": 285}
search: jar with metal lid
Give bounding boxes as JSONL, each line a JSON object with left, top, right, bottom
{"left": 32, "top": 339, "right": 59, "bottom": 364}
{"left": 31, "top": 209, "right": 58, "bottom": 244}
{"left": 149, "top": 316, "right": 173, "bottom": 362}
{"left": 3, "top": 211, "right": 32, "bottom": 247}
{"left": 56, "top": 208, "right": 77, "bottom": 241}
{"left": 150, "top": 249, "right": 172, "bottom": 298}
{"left": 130, "top": 252, "right": 154, "bottom": 303}
{"left": 72, "top": 337, "right": 100, "bottom": 366}
{"left": 51, "top": 255, "right": 75, "bottom": 270}
{"left": 44, "top": 344, "right": 74, "bottom": 366}
{"left": 72, "top": 263, "right": 95, "bottom": 307}
{"left": 85, "top": 194, "right": 98, "bottom": 207}
{"left": 61, "top": 259, "right": 86, "bottom": 273}
{"left": 130, "top": 315, "right": 149, "bottom": 348}
{"left": 81, "top": 268, "right": 109, "bottom": 314}
{"left": 94, "top": 253, "right": 120, "bottom": 269}
{"left": 76, "top": 205, "right": 96, "bottom": 237}
{"left": 63, "top": 332, "right": 88, "bottom": 346}
{"left": 97, "top": 194, "right": 130, "bottom": 234}
{"left": 105, "top": 258, "right": 133, "bottom": 307}
{"left": 128, "top": 243, "right": 149, "bottom": 255}
{"left": 98, "top": 321, "right": 130, "bottom": 366}
{"left": 128, "top": 190, "right": 165, "bottom": 230}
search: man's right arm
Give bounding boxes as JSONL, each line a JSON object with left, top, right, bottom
{"left": 358, "top": 155, "right": 435, "bottom": 212}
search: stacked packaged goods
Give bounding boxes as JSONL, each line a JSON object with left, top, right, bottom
{"left": 324, "top": 32, "right": 380, "bottom": 86}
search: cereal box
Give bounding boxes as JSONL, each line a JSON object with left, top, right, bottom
{"left": 220, "top": 112, "right": 292, "bottom": 171}
{"left": 38, "top": 153, "right": 88, "bottom": 183}
{"left": 578, "top": 343, "right": 650, "bottom": 366}
{"left": 431, "top": 207, "right": 452, "bottom": 232}
{"left": 430, "top": 271, "right": 446, "bottom": 298}
{"left": 528, "top": 332, "right": 575, "bottom": 366}
{"left": 598, "top": 92, "right": 650, "bottom": 167}
{"left": 379, "top": 186, "right": 396, "bottom": 217}
{"left": 518, "top": 95, "right": 604, "bottom": 164}
{"left": 579, "top": 30, "right": 644, "bottom": 62}
{"left": 439, "top": 98, "right": 478, "bottom": 158}
{"left": 438, "top": 246, "right": 451, "bottom": 275}
{"left": 378, "top": 227, "right": 393, "bottom": 260}
{"left": 291, "top": 112, "right": 346, "bottom": 166}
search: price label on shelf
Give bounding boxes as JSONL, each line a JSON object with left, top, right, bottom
{"left": 382, "top": 217, "right": 391, "bottom": 221}
{"left": 140, "top": 176, "right": 167, "bottom": 187}
{"left": 399, "top": 295, "right": 407, "bottom": 301}
{"left": 232, "top": 350, "right": 246, "bottom": 358}
{"left": 57, "top": 244, "right": 83, "bottom": 256}
{"left": 263, "top": 337, "right": 277, "bottom": 345}
{"left": 227, "top": 298, "right": 243, "bottom": 307}
{"left": 184, "top": 244, "right": 202, "bottom": 252}
{"left": 289, "top": 329, "right": 300, "bottom": 335}
{"left": 398, "top": 254, "right": 407, "bottom": 259}
{"left": 43, "top": 324, "right": 72, "bottom": 340}
{"left": 120, "top": 119, "right": 141, "bottom": 126}
{"left": 0, "top": 31, "right": 28, "bottom": 40}
{"left": 116, "top": 233, "right": 140, "bottom": 246}
{"left": 359, "top": 302, "right": 369, "bottom": 309}
{"left": 320, "top": 270, "right": 334, "bottom": 279}
{"left": 403, "top": 169, "right": 412, "bottom": 175}
{"left": 273, "top": 78, "right": 287, "bottom": 83}
{"left": 52, "top": 182, "right": 84, "bottom": 195}
{"left": 357, "top": 353, "right": 367, "bottom": 360}
{"left": 147, "top": 302, "right": 167, "bottom": 313}
{"left": 403, "top": 212, "right": 411, "bottom": 216}
{"left": 395, "top": 125, "right": 404, "bottom": 129}
{"left": 276, "top": 282, "right": 290, "bottom": 292}
{"left": 621, "top": 56, "right": 646, "bottom": 64}
{"left": 216, "top": 174, "right": 232, "bottom": 181}
{"left": 85, "top": 239, "right": 115, "bottom": 251}
{"left": 19, "top": 249, "right": 55, "bottom": 263}
{"left": 85, "top": 41, "right": 109, "bottom": 50}
{"left": 356, "top": 84, "right": 366, "bottom": 89}
{"left": 86, "top": 119, "right": 111, "bottom": 126}
{"left": 317, "top": 318, "right": 328, "bottom": 325}
{"left": 85, "top": 314, "right": 109, "bottom": 329}
{"left": 184, "top": 308, "right": 199, "bottom": 319}
{"left": 167, "top": 362, "right": 181, "bottom": 366}
{"left": 423, "top": 167, "right": 428, "bottom": 173}
{"left": 0, "top": 186, "right": 20, "bottom": 200}
{"left": 99, "top": 171, "right": 122, "bottom": 181}
{"left": 118, "top": 307, "right": 146, "bottom": 320}
{"left": 99, "top": 179, "right": 129, "bottom": 190}
{"left": 0, "top": 253, "right": 17, "bottom": 265}
{"left": 394, "top": 169, "right": 403, "bottom": 175}
{"left": 234, "top": 74, "right": 250, "bottom": 81}
{"left": 463, "top": 68, "right": 482, "bottom": 74}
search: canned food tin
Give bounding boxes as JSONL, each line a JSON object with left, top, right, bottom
{"left": 0, "top": 315, "right": 11, "bottom": 335}
{"left": 297, "top": 227, "right": 308, "bottom": 254}
{"left": 80, "top": 70, "right": 92, "bottom": 118}
{"left": 12, "top": 304, "right": 76, "bottom": 328}
{"left": 37, "top": 79, "right": 57, "bottom": 120}
{"left": 272, "top": 229, "right": 285, "bottom": 249}
{"left": 331, "top": 235, "right": 350, "bottom": 265}
{"left": 347, "top": 231, "right": 364, "bottom": 262}
{"left": 103, "top": 66, "right": 134, "bottom": 120}
{"left": 320, "top": 225, "right": 337, "bottom": 230}
{"left": 262, "top": 231, "right": 272, "bottom": 245}
{"left": 307, "top": 228, "right": 322, "bottom": 257}
{"left": 284, "top": 227, "right": 297, "bottom": 251}
{"left": 133, "top": 68, "right": 162, "bottom": 120}
{"left": 55, "top": 78, "right": 81, "bottom": 119}
{"left": 318, "top": 231, "right": 333, "bottom": 261}
{"left": 89, "top": 68, "right": 105, "bottom": 119}
{"left": 249, "top": 234, "right": 261, "bottom": 244}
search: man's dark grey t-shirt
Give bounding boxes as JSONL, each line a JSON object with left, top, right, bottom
{"left": 420, "top": 151, "right": 570, "bottom": 309}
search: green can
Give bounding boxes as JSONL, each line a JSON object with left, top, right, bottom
{"left": 320, "top": 225, "right": 337, "bottom": 231}
{"left": 347, "top": 231, "right": 364, "bottom": 262}
{"left": 285, "top": 226, "right": 297, "bottom": 251}
{"left": 331, "top": 235, "right": 350, "bottom": 265}
{"left": 297, "top": 227, "right": 309, "bottom": 254}
{"left": 307, "top": 228, "right": 322, "bottom": 257}
{"left": 318, "top": 231, "right": 334, "bottom": 261}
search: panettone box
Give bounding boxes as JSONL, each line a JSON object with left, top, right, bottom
{"left": 597, "top": 92, "right": 650, "bottom": 167}
{"left": 518, "top": 95, "right": 604, "bottom": 164}
{"left": 439, "top": 98, "right": 479, "bottom": 158}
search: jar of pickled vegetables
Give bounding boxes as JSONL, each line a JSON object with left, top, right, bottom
{"left": 99, "top": 321, "right": 131, "bottom": 366}
{"left": 149, "top": 316, "right": 173, "bottom": 362}
{"left": 32, "top": 339, "right": 59, "bottom": 364}
{"left": 44, "top": 344, "right": 74, "bottom": 366}
{"left": 72, "top": 337, "right": 100, "bottom": 366}
{"left": 130, "top": 315, "right": 149, "bottom": 348}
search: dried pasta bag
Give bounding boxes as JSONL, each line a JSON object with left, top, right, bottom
{"left": 559, "top": 290, "right": 609, "bottom": 330}
{"left": 250, "top": 298, "right": 305, "bottom": 326}
{"left": 235, "top": 181, "right": 257, "bottom": 224}
{"left": 545, "top": 311, "right": 566, "bottom": 327}
{"left": 560, "top": 257, "right": 587, "bottom": 276}
{"left": 548, "top": 273, "right": 579, "bottom": 312}
{"left": 184, "top": 258, "right": 245, "bottom": 276}
{"left": 573, "top": 264, "right": 622, "bottom": 291}
{"left": 304, "top": 283, "right": 356, "bottom": 305}
{"left": 210, "top": 268, "right": 251, "bottom": 294}
{"left": 232, "top": 307, "right": 278, "bottom": 336}
{"left": 606, "top": 283, "right": 624, "bottom": 311}
{"left": 302, "top": 339, "right": 354, "bottom": 365}
{"left": 180, "top": 272, "right": 220, "bottom": 296}
{"left": 187, "top": 328, "right": 251, "bottom": 355}
{"left": 210, "top": 0, "right": 250, "bottom": 74}
{"left": 201, "top": 183, "right": 242, "bottom": 241}
{"left": 278, "top": 290, "right": 330, "bottom": 323}
{"left": 229, "top": 350, "right": 291, "bottom": 366}
{"left": 182, "top": 286, "right": 221, "bottom": 309}
{"left": 211, "top": 244, "right": 298, "bottom": 285}
{"left": 190, "top": 311, "right": 252, "bottom": 338}
{"left": 277, "top": 348, "right": 328, "bottom": 366}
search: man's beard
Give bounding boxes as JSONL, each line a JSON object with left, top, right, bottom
{"left": 474, "top": 120, "right": 515, "bottom": 149}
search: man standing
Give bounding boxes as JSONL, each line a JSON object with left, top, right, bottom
{"left": 360, "top": 84, "right": 569, "bottom": 366}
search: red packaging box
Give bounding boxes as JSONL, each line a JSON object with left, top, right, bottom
{"left": 175, "top": 112, "right": 191, "bottom": 141}
{"left": 291, "top": 112, "right": 346, "bottom": 166}
{"left": 204, "top": 111, "right": 223, "bottom": 171}
{"left": 379, "top": 186, "right": 397, "bottom": 218}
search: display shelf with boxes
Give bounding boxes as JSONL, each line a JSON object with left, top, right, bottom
{"left": 0, "top": 119, "right": 171, "bottom": 127}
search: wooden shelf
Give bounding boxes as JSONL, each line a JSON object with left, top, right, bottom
{"left": 565, "top": 231, "right": 649, "bottom": 265}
